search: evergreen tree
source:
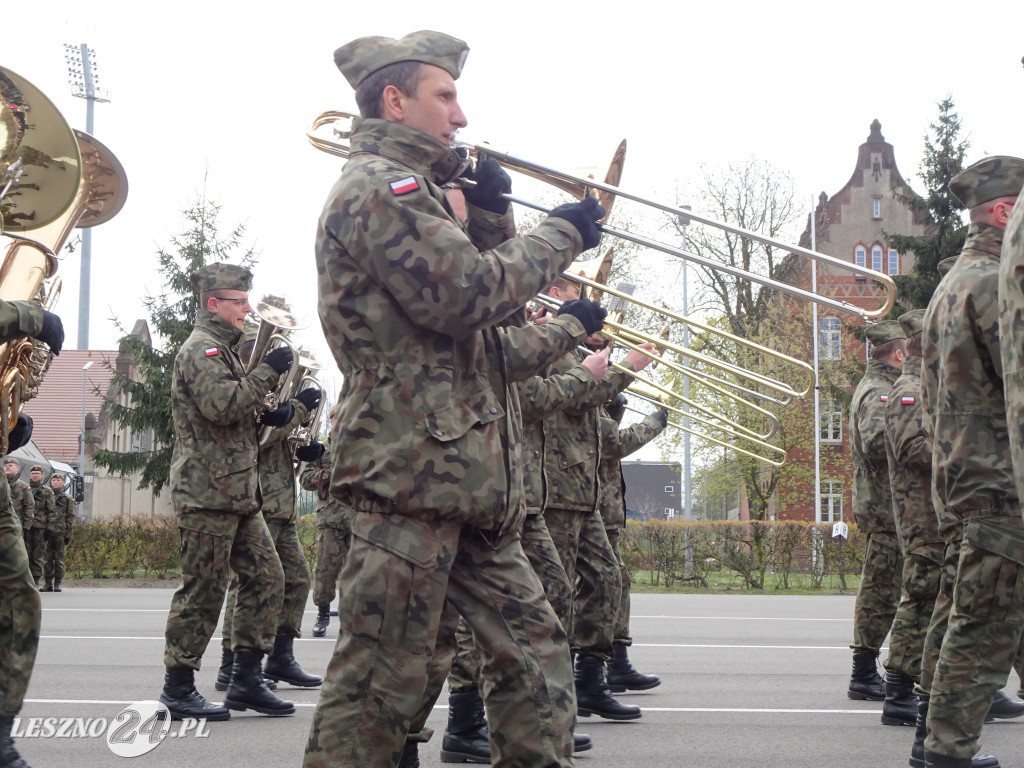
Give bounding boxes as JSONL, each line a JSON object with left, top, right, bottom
{"left": 887, "top": 97, "right": 970, "bottom": 310}
{"left": 92, "top": 196, "right": 257, "bottom": 494}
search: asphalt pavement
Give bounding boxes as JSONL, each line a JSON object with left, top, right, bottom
{"left": 17, "top": 588, "right": 1024, "bottom": 768}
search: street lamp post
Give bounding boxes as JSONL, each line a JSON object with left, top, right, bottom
{"left": 80, "top": 361, "right": 94, "bottom": 518}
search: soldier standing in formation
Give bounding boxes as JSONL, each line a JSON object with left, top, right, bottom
{"left": 41, "top": 473, "right": 76, "bottom": 593}
{"left": 27, "top": 466, "right": 54, "bottom": 593}
{"left": 847, "top": 321, "right": 906, "bottom": 702}
{"left": 919, "top": 156, "right": 1024, "bottom": 768}
{"left": 4, "top": 460, "right": 36, "bottom": 589}
{"left": 159, "top": 263, "right": 296, "bottom": 722}
{"left": 304, "top": 29, "right": 612, "bottom": 768}
{"left": 0, "top": 300, "right": 63, "bottom": 768}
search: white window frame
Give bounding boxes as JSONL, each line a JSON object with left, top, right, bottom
{"left": 871, "top": 245, "right": 883, "bottom": 272}
{"left": 854, "top": 245, "right": 866, "bottom": 268}
{"left": 872, "top": 199, "right": 881, "bottom": 218}
{"left": 820, "top": 480, "right": 843, "bottom": 523}
{"left": 888, "top": 248, "right": 899, "bottom": 275}
{"left": 819, "top": 398, "right": 842, "bottom": 442}
{"left": 819, "top": 316, "right": 841, "bottom": 360}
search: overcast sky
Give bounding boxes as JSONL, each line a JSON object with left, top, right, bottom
{"left": 6, "top": 0, "right": 1024, "bottom": 413}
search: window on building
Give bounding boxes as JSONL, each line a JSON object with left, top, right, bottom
{"left": 854, "top": 245, "right": 866, "bottom": 268}
{"left": 130, "top": 430, "right": 150, "bottom": 454}
{"left": 888, "top": 248, "right": 899, "bottom": 275}
{"left": 871, "top": 245, "right": 883, "bottom": 272}
{"left": 819, "top": 316, "right": 841, "bottom": 360}
{"left": 819, "top": 399, "right": 842, "bottom": 442}
{"left": 872, "top": 198, "right": 881, "bottom": 218}
{"left": 665, "top": 508, "right": 675, "bottom": 519}
{"left": 820, "top": 480, "right": 843, "bottom": 523}
{"left": 664, "top": 486, "right": 674, "bottom": 493}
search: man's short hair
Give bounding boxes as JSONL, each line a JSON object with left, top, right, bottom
{"left": 355, "top": 61, "right": 424, "bottom": 119}
{"left": 873, "top": 337, "right": 905, "bottom": 362}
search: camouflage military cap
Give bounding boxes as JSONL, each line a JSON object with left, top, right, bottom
{"left": 949, "top": 155, "right": 1024, "bottom": 209}
{"left": 3, "top": 457, "right": 19, "bottom": 466}
{"left": 937, "top": 255, "right": 958, "bottom": 277}
{"left": 334, "top": 30, "right": 469, "bottom": 89}
{"left": 898, "top": 309, "right": 925, "bottom": 337}
{"left": 864, "top": 320, "right": 905, "bottom": 345}
{"left": 189, "top": 263, "right": 253, "bottom": 293}
{"left": 29, "top": 465, "right": 43, "bottom": 473}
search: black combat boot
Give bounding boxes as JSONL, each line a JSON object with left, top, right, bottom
{"left": 575, "top": 653, "right": 642, "bottom": 720}
{"left": 923, "top": 750, "right": 1000, "bottom": 768}
{"left": 40, "top": 580, "right": 52, "bottom": 593}
{"left": 398, "top": 740, "right": 419, "bottom": 768}
{"left": 263, "top": 633, "right": 322, "bottom": 688}
{"left": 311, "top": 606, "right": 330, "bottom": 638}
{"left": 909, "top": 699, "right": 928, "bottom": 768}
{"left": 847, "top": 651, "right": 885, "bottom": 701}
{"left": 224, "top": 650, "right": 295, "bottom": 716}
{"left": 440, "top": 689, "right": 489, "bottom": 763}
{"left": 215, "top": 647, "right": 233, "bottom": 691}
{"left": 159, "top": 666, "right": 231, "bottom": 721}
{"left": 52, "top": 581, "right": 61, "bottom": 593}
{"left": 881, "top": 669, "right": 918, "bottom": 726}
{"left": 0, "top": 715, "right": 30, "bottom": 768}
{"left": 607, "top": 643, "right": 661, "bottom": 692}
{"left": 574, "top": 732, "right": 593, "bottom": 752}
{"left": 985, "top": 689, "right": 1024, "bottom": 723}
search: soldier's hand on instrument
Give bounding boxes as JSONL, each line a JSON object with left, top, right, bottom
{"left": 295, "top": 388, "right": 322, "bottom": 411}
{"left": 39, "top": 311, "right": 64, "bottom": 356}
{"left": 295, "top": 440, "right": 326, "bottom": 462}
{"left": 606, "top": 392, "right": 627, "bottom": 421}
{"left": 463, "top": 158, "right": 512, "bottom": 214}
{"left": 652, "top": 406, "right": 669, "bottom": 428}
{"left": 263, "top": 346, "right": 294, "bottom": 375}
{"left": 623, "top": 341, "right": 659, "bottom": 372}
{"left": 8, "top": 414, "right": 33, "bottom": 451}
{"left": 582, "top": 347, "right": 611, "bottom": 379}
{"left": 260, "top": 402, "right": 295, "bottom": 427}
{"left": 557, "top": 298, "right": 607, "bottom": 335}
{"left": 547, "top": 196, "right": 606, "bottom": 251}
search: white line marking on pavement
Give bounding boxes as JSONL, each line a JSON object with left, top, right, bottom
{"left": 633, "top": 615, "right": 851, "bottom": 622}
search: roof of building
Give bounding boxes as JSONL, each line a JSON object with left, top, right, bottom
{"left": 22, "top": 349, "right": 119, "bottom": 463}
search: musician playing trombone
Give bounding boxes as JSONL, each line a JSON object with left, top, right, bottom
{"left": 305, "top": 29, "right": 613, "bottom": 768}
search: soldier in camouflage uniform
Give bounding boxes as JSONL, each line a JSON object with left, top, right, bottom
{"left": 159, "top": 262, "right": 297, "bottom": 722}
{"left": 4, "top": 460, "right": 36, "bottom": 590}
{"left": 305, "top": 30, "right": 615, "bottom": 768}
{"left": 847, "top": 320, "right": 905, "bottom": 702}
{"left": 42, "top": 473, "right": 75, "bottom": 593}
{"left": 216, "top": 332, "right": 324, "bottom": 692}
{"left": 0, "top": 298, "right": 64, "bottom": 768}
{"left": 921, "top": 156, "right": 1024, "bottom": 768}
{"left": 298, "top": 407, "right": 351, "bottom": 638}
{"left": 580, "top": 399, "right": 666, "bottom": 693}
{"left": 27, "top": 466, "right": 54, "bottom": 591}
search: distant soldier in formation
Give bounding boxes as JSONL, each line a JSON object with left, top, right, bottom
{"left": 920, "top": 156, "right": 1024, "bottom": 768}
{"left": 847, "top": 320, "right": 906, "bottom": 702}
{"left": 3, "top": 459, "right": 37, "bottom": 589}
{"left": 27, "top": 466, "right": 54, "bottom": 591}
{"left": 41, "top": 473, "right": 76, "bottom": 593}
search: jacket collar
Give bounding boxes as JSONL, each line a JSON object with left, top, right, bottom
{"left": 349, "top": 118, "right": 469, "bottom": 187}
{"left": 963, "top": 221, "right": 1005, "bottom": 260}
{"left": 195, "top": 310, "right": 242, "bottom": 346}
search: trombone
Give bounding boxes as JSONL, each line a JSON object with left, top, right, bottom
{"left": 307, "top": 111, "right": 896, "bottom": 321}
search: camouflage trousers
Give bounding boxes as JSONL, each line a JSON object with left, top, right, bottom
{"left": 587, "top": 526, "right": 630, "bottom": 645}
{"left": 926, "top": 515, "right": 1024, "bottom": 760}
{"left": 23, "top": 527, "right": 45, "bottom": 584}
{"left": 546, "top": 507, "right": 621, "bottom": 660}
{"left": 446, "top": 512, "right": 573, "bottom": 692}
{"left": 163, "top": 510, "right": 284, "bottom": 670}
{"left": 884, "top": 542, "right": 944, "bottom": 681}
{"left": 312, "top": 517, "right": 352, "bottom": 609}
{"left": 221, "top": 517, "right": 309, "bottom": 642}
{"left": 851, "top": 530, "right": 903, "bottom": 654}
{"left": 302, "top": 507, "right": 574, "bottom": 768}
{"left": 0, "top": 497, "right": 40, "bottom": 717}
{"left": 42, "top": 534, "right": 67, "bottom": 585}
{"left": 918, "top": 535, "right": 963, "bottom": 699}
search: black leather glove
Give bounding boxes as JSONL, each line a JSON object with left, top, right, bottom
{"left": 463, "top": 157, "right": 512, "bottom": 215}
{"left": 43, "top": 529, "right": 52, "bottom": 542}
{"left": 295, "top": 388, "right": 322, "bottom": 412}
{"left": 547, "top": 196, "right": 606, "bottom": 251}
{"left": 263, "top": 346, "right": 294, "bottom": 375}
{"left": 295, "top": 440, "right": 326, "bottom": 462}
{"left": 261, "top": 402, "right": 295, "bottom": 427}
{"left": 39, "top": 311, "right": 64, "bottom": 356}
{"left": 557, "top": 298, "right": 607, "bottom": 335}
{"left": 652, "top": 407, "right": 669, "bottom": 428}
{"left": 606, "top": 393, "right": 628, "bottom": 423}
{"left": 64, "top": 536, "right": 70, "bottom": 545}
{"left": 8, "top": 414, "right": 33, "bottom": 451}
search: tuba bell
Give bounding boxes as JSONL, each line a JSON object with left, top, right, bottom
{"left": 243, "top": 291, "right": 306, "bottom": 444}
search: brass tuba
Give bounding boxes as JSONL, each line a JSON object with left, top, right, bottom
{"left": 288, "top": 347, "right": 325, "bottom": 463}
{"left": 243, "top": 292, "right": 306, "bottom": 444}
{"left": 0, "top": 67, "right": 127, "bottom": 454}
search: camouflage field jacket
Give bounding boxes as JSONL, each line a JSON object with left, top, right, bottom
{"left": 316, "top": 118, "right": 590, "bottom": 529}
{"left": 258, "top": 400, "right": 309, "bottom": 523}
{"left": 1000, "top": 200, "right": 1024, "bottom": 508}
{"left": 923, "top": 222, "right": 1017, "bottom": 521}
{"left": 596, "top": 413, "right": 664, "bottom": 528}
{"left": 884, "top": 356, "right": 944, "bottom": 555}
{"left": 169, "top": 311, "right": 280, "bottom": 517}
{"left": 850, "top": 357, "right": 900, "bottom": 534}
{"left": 0, "top": 298, "right": 43, "bottom": 519}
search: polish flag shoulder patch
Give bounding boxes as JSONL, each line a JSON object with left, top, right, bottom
{"left": 205, "top": 347, "right": 219, "bottom": 357}
{"left": 390, "top": 176, "right": 420, "bottom": 195}
{"left": 879, "top": 395, "right": 888, "bottom": 402}
{"left": 901, "top": 395, "right": 915, "bottom": 405}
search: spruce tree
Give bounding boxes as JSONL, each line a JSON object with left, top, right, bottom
{"left": 887, "top": 97, "right": 970, "bottom": 310}
{"left": 92, "top": 196, "right": 257, "bottom": 494}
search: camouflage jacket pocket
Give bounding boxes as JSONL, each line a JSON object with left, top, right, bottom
{"left": 422, "top": 388, "right": 505, "bottom": 442}
{"left": 173, "top": 439, "right": 259, "bottom": 514}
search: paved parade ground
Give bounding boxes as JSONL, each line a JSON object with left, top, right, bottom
{"left": 17, "top": 588, "right": 1024, "bottom": 768}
